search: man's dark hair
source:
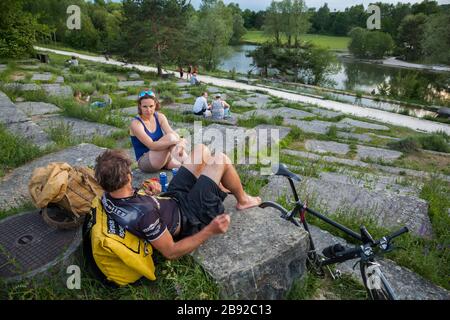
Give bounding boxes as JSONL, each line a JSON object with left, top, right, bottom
{"left": 94, "top": 149, "right": 133, "bottom": 192}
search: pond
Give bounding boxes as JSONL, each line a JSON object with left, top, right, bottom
{"left": 219, "top": 45, "right": 449, "bottom": 100}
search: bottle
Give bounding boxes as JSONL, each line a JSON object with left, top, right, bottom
{"left": 159, "top": 172, "right": 167, "bottom": 193}
{"left": 172, "top": 168, "right": 178, "bottom": 177}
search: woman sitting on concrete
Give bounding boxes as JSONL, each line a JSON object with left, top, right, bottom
{"left": 130, "top": 90, "right": 188, "bottom": 173}
{"left": 211, "top": 94, "right": 231, "bottom": 120}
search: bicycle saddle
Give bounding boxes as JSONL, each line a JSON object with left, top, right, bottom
{"left": 272, "top": 163, "right": 302, "bottom": 182}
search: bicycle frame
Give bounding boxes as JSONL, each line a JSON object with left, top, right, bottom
{"left": 260, "top": 174, "right": 389, "bottom": 270}
{"left": 260, "top": 168, "right": 406, "bottom": 300}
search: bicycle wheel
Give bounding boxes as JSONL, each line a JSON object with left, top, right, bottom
{"left": 360, "top": 261, "right": 396, "bottom": 300}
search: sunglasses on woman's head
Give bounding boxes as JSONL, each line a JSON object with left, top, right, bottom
{"left": 138, "top": 90, "right": 155, "bottom": 98}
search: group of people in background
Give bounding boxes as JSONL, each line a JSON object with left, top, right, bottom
{"left": 178, "top": 65, "right": 200, "bottom": 85}
{"left": 193, "top": 92, "right": 231, "bottom": 120}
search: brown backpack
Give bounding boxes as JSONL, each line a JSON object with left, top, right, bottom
{"left": 29, "top": 162, "right": 104, "bottom": 229}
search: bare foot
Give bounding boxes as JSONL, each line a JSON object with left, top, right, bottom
{"left": 236, "top": 195, "right": 262, "bottom": 211}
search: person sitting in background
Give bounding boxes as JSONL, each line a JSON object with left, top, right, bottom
{"left": 130, "top": 90, "right": 188, "bottom": 173}
{"left": 74, "top": 91, "right": 111, "bottom": 108}
{"left": 190, "top": 72, "right": 200, "bottom": 86}
{"left": 193, "top": 92, "right": 211, "bottom": 116}
{"left": 66, "top": 56, "right": 79, "bottom": 67}
{"left": 211, "top": 94, "right": 231, "bottom": 120}
{"left": 74, "top": 90, "right": 90, "bottom": 105}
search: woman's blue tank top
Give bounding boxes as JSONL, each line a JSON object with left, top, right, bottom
{"left": 130, "top": 113, "right": 164, "bottom": 160}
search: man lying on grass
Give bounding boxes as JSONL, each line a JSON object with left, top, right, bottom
{"left": 94, "top": 146, "right": 261, "bottom": 260}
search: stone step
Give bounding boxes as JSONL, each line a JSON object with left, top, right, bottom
{"left": 240, "top": 107, "right": 315, "bottom": 120}
{"left": 338, "top": 118, "right": 390, "bottom": 131}
{"left": 305, "top": 140, "right": 349, "bottom": 155}
{"left": 31, "top": 72, "right": 52, "bottom": 82}
{"left": 34, "top": 115, "right": 122, "bottom": 139}
{"left": 245, "top": 94, "right": 270, "bottom": 108}
{"left": 307, "top": 225, "right": 450, "bottom": 300}
{"left": 4, "top": 83, "right": 41, "bottom": 92}
{"left": 15, "top": 102, "right": 61, "bottom": 116}
{"left": 283, "top": 149, "right": 450, "bottom": 183}
{"left": 192, "top": 196, "right": 310, "bottom": 299}
{"left": 118, "top": 80, "right": 144, "bottom": 88}
{"left": 0, "top": 143, "right": 105, "bottom": 211}
{"left": 307, "top": 107, "right": 342, "bottom": 119}
{"left": 260, "top": 175, "right": 432, "bottom": 238}
{"left": 0, "top": 91, "right": 53, "bottom": 148}
{"left": 318, "top": 171, "right": 421, "bottom": 197}
{"left": 356, "top": 145, "right": 403, "bottom": 163}
{"left": 284, "top": 119, "right": 352, "bottom": 135}
{"left": 337, "top": 132, "right": 372, "bottom": 143}
{"left": 303, "top": 139, "right": 403, "bottom": 162}
{"left": 199, "top": 124, "right": 291, "bottom": 160}
{"left": 41, "top": 84, "right": 73, "bottom": 97}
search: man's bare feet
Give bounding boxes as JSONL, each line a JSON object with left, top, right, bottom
{"left": 236, "top": 195, "right": 262, "bottom": 211}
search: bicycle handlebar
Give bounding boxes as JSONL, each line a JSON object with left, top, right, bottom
{"left": 328, "top": 227, "right": 409, "bottom": 262}
{"left": 384, "top": 227, "right": 409, "bottom": 243}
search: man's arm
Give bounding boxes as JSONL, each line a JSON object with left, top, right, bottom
{"left": 150, "top": 214, "right": 230, "bottom": 260}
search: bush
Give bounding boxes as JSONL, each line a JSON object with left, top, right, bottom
{"left": 388, "top": 137, "right": 421, "bottom": 153}
{"left": 389, "top": 132, "right": 450, "bottom": 154}
{"left": 418, "top": 133, "right": 450, "bottom": 153}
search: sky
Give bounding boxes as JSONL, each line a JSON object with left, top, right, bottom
{"left": 188, "top": 0, "right": 450, "bottom": 11}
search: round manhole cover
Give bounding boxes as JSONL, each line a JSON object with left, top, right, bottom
{"left": 0, "top": 208, "right": 81, "bottom": 282}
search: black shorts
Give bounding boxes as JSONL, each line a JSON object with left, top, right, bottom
{"left": 162, "top": 166, "right": 228, "bottom": 238}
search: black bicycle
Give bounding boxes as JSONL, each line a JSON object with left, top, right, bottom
{"left": 260, "top": 164, "right": 409, "bottom": 300}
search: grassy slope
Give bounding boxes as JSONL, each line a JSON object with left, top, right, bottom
{"left": 242, "top": 31, "right": 350, "bottom": 51}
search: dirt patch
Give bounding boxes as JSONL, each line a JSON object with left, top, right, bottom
{"left": 10, "top": 72, "right": 27, "bottom": 81}
{"left": 398, "top": 152, "right": 450, "bottom": 176}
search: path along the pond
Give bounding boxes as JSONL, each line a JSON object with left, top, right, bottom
{"left": 35, "top": 46, "right": 450, "bottom": 135}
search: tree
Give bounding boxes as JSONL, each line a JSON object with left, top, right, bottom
{"left": 311, "top": 3, "right": 330, "bottom": 34}
{"left": 348, "top": 27, "right": 393, "bottom": 59}
{"left": 421, "top": 13, "right": 450, "bottom": 65}
{"left": 247, "top": 43, "right": 277, "bottom": 77}
{"left": 64, "top": 12, "right": 101, "bottom": 51}
{"left": 0, "top": 1, "right": 47, "bottom": 58}
{"left": 186, "top": 0, "right": 233, "bottom": 70}
{"left": 348, "top": 27, "right": 367, "bottom": 58}
{"left": 397, "top": 14, "right": 427, "bottom": 61}
{"left": 263, "top": 1, "right": 283, "bottom": 46}
{"left": 365, "top": 31, "right": 394, "bottom": 59}
{"left": 228, "top": 3, "right": 247, "bottom": 45}
{"left": 118, "top": 0, "right": 191, "bottom": 76}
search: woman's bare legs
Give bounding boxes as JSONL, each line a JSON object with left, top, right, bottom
{"left": 146, "top": 133, "right": 180, "bottom": 171}
{"left": 200, "top": 152, "right": 261, "bottom": 210}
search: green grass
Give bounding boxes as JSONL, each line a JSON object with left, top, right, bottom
{"left": 242, "top": 31, "right": 350, "bottom": 51}
{"left": 0, "top": 124, "right": 43, "bottom": 178}
{"left": 0, "top": 253, "right": 219, "bottom": 300}
{"left": 0, "top": 202, "right": 35, "bottom": 221}
{"left": 237, "top": 114, "right": 284, "bottom": 128}
{"left": 287, "top": 271, "right": 367, "bottom": 300}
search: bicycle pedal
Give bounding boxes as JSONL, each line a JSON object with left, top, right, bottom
{"left": 334, "top": 269, "right": 342, "bottom": 279}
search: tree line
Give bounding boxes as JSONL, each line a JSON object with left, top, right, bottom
{"left": 1, "top": 0, "right": 449, "bottom": 75}
{"left": 1, "top": 0, "right": 249, "bottom": 73}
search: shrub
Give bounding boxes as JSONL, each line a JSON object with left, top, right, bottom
{"left": 388, "top": 137, "right": 421, "bottom": 153}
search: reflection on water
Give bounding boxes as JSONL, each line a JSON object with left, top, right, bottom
{"left": 219, "top": 45, "right": 449, "bottom": 116}
{"left": 220, "top": 45, "right": 448, "bottom": 94}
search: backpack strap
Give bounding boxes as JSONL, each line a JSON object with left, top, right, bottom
{"left": 81, "top": 207, "right": 118, "bottom": 288}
